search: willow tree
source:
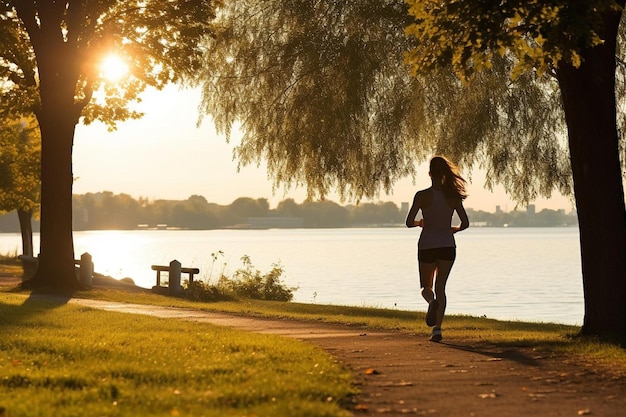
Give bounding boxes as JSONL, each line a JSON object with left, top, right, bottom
{"left": 200, "top": 0, "right": 570, "bottom": 204}
{"left": 1, "top": 1, "right": 217, "bottom": 289}
{"left": 405, "top": 0, "right": 626, "bottom": 339}
{"left": 200, "top": 0, "right": 626, "bottom": 337}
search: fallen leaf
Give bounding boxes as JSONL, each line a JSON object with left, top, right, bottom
{"left": 577, "top": 409, "right": 592, "bottom": 415}
{"left": 365, "top": 368, "right": 380, "bottom": 375}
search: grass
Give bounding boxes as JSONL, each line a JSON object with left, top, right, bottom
{"left": 0, "top": 252, "right": 21, "bottom": 268}
{"left": 0, "top": 293, "right": 354, "bottom": 417}
{"left": 2, "top": 259, "right": 626, "bottom": 416}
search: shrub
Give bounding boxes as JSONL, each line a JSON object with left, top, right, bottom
{"left": 218, "top": 255, "right": 297, "bottom": 302}
{"left": 185, "top": 279, "right": 230, "bottom": 302}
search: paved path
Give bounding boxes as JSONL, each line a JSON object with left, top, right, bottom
{"left": 27, "top": 294, "right": 626, "bottom": 417}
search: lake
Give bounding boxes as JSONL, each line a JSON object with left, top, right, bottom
{"left": 0, "top": 227, "right": 583, "bottom": 326}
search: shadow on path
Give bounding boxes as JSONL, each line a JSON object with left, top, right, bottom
{"left": 439, "top": 340, "right": 542, "bottom": 367}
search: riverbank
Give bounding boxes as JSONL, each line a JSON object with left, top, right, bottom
{"left": 2, "top": 270, "right": 626, "bottom": 416}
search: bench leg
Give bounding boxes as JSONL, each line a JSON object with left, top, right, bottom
{"left": 156, "top": 271, "right": 161, "bottom": 287}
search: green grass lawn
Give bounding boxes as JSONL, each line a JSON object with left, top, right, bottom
{"left": 2, "top": 259, "right": 625, "bottom": 416}
{"left": 0, "top": 293, "right": 354, "bottom": 417}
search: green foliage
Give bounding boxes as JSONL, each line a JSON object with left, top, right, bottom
{"left": 0, "top": 118, "right": 40, "bottom": 214}
{"left": 218, "top": 256, "right": 297, "bottom": 302}
{"left": 201, "top": 0, "right": 573, "bottom": 207}
{"left": 173, "top": 254, "right": 296, "bottom": 302}
{"left": 1, "top": 1, "right": 221, "bottom": 287}
{"left": 184, "top": 279, "right": 227, "bottom": 302}
{"left": 0, "top": 294, "right": 354, "bottom": 417}
{"left": 2, "top": 1, "right": 218, "bottom": 128}
{"left": 405, "top": 0, "right": 618, "bottom": 80}
{"left": 403, "top": 0, "right": 625, "bottom": 189}
{"left": 202, "top": 0, "right": 427, "bottom": 200}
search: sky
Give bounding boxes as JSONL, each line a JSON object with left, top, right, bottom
{"left": 72, "top": 84, "right": 575, "bottom": 213}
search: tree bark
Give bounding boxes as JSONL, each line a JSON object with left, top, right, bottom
{"left": 25, "top": 5, "right": 81, "bottom": 290}
{"left": 556, "top": 10, "right": 626, "bottom": 338}
{"left": 29, "top": 106, "right": 79, "bottom": 289}
{"left": 17, "top": 209, "right": 34, "bottom": 257}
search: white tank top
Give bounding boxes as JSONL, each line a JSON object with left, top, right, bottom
{"left": 418, "top": 188, "right": 455, "bottom": 250}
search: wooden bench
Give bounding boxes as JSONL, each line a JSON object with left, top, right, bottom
{"left": 151, "top": 264, "right": 200, "bottom": 286}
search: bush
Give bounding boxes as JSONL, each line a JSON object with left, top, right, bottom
{"left": 218, "top": 255, "right": 297, "bottom": 302}
{"left": 180, "top": 255, "right": 297, "bottom": 302}
{"left": 185, "top": 279, "right": 230, "bottom": 302}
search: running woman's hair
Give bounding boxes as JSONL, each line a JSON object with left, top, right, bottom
{"left": 429, "top": 156, "right": 468, "bottom": 201}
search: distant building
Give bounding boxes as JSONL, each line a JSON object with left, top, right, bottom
{"left": 401, "top": 202, "right": 409, "bottom": 214}
{"left": 495, "top": 205, "right": 501, "bottom": 213}
{"left": 527, "top": 204, "right": 536, "bottom": 215}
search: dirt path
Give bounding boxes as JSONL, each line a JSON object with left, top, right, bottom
{"left": 4, "top": 276, "right": 626, "bottom": 416}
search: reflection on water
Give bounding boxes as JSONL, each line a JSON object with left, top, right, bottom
{"left": 0, "top": 227, "right": 583, "bottom": 325}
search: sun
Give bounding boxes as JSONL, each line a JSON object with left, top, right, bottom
{"left": 99, "top": 54, "right": 129, "bottom": 82}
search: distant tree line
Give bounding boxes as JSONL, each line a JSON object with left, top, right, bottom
{"left": 466, "top": 208, "right": 578, "bottom": 228}
{"left": 0, "top": 192, "right": 577, "bottom": 233}
{"left": 69, "top": 193, "right": 405, "bottom": 230}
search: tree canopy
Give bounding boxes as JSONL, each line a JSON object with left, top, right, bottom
{"left": 200, "top": 0, "right": 571, "bottom": 206}
{"left": 404, "top": 1, "right": 617, "bottom": 79}
{"left": 2, "top": 0, "right": 216, "bottom": 127}
{"left": 0, "top": 1, "right": 218, "bottom": 288}
{"left": 403, "top": 0, "right": 626, "bottom": 338}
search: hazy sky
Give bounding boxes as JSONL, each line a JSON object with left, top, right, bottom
{"left": 72, "top": 85, "right": 574, "bottom": 213}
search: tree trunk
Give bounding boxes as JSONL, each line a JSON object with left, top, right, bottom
{"left": 17, "top": 208, "right": 34, "bottom": 257}
{"left": 29, "top": 109, "right": 79, "bottom": 289}
{"left": 556, "top": 10, "right": 626, "bottom": 339}
{"left": 27, "top": 17, "right": 81, "bottom": 289}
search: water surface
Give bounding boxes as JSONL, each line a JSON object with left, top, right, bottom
{"left": 0, "top": 227, "right": 583, "bottom": 325}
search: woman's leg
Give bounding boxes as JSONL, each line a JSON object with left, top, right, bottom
{"left": 432, "top": 259, "right": 454, "bottom": 327}
{"left": 419, "top": 261, "right": 441, "bottom": 327}
{"left": 419, "top": 261, "right": 437, "bottom": 303}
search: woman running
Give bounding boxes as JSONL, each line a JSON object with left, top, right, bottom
{"left": 405, "top": 156, "right": 469, "bottom": 342}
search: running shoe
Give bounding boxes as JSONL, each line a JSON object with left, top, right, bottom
{"left": 429, "top": 327, "right": 442, "bottom": 342}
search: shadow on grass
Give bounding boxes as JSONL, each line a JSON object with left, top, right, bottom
{"left": 0, "top": 285, "right": 75, "bottom": 330}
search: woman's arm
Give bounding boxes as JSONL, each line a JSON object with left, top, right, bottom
{"left": 452, "top": 200, "right": 469, "bottom": 233}
{"left": 405, "top": 192, "right": 423, "bottom": 228}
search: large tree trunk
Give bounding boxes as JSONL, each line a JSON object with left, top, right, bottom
{"left": 556, "top": 10, "right": 626, "bottom": 338}
{"left": 25, "top": 7, "right": 81, "bottom": 290}
{"left": 29, "top": 107, "right": 79, "bottom": 289}
{"left": 17, "top": 208, "right": 34, "bottom": 257}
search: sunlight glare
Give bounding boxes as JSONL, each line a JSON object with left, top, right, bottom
{"left": 99, "top": 54, "right": 129, "bottom": 82}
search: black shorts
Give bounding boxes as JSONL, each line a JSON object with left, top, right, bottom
{"left": 418, "top": 247, "right": 456, "bottom": 263}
